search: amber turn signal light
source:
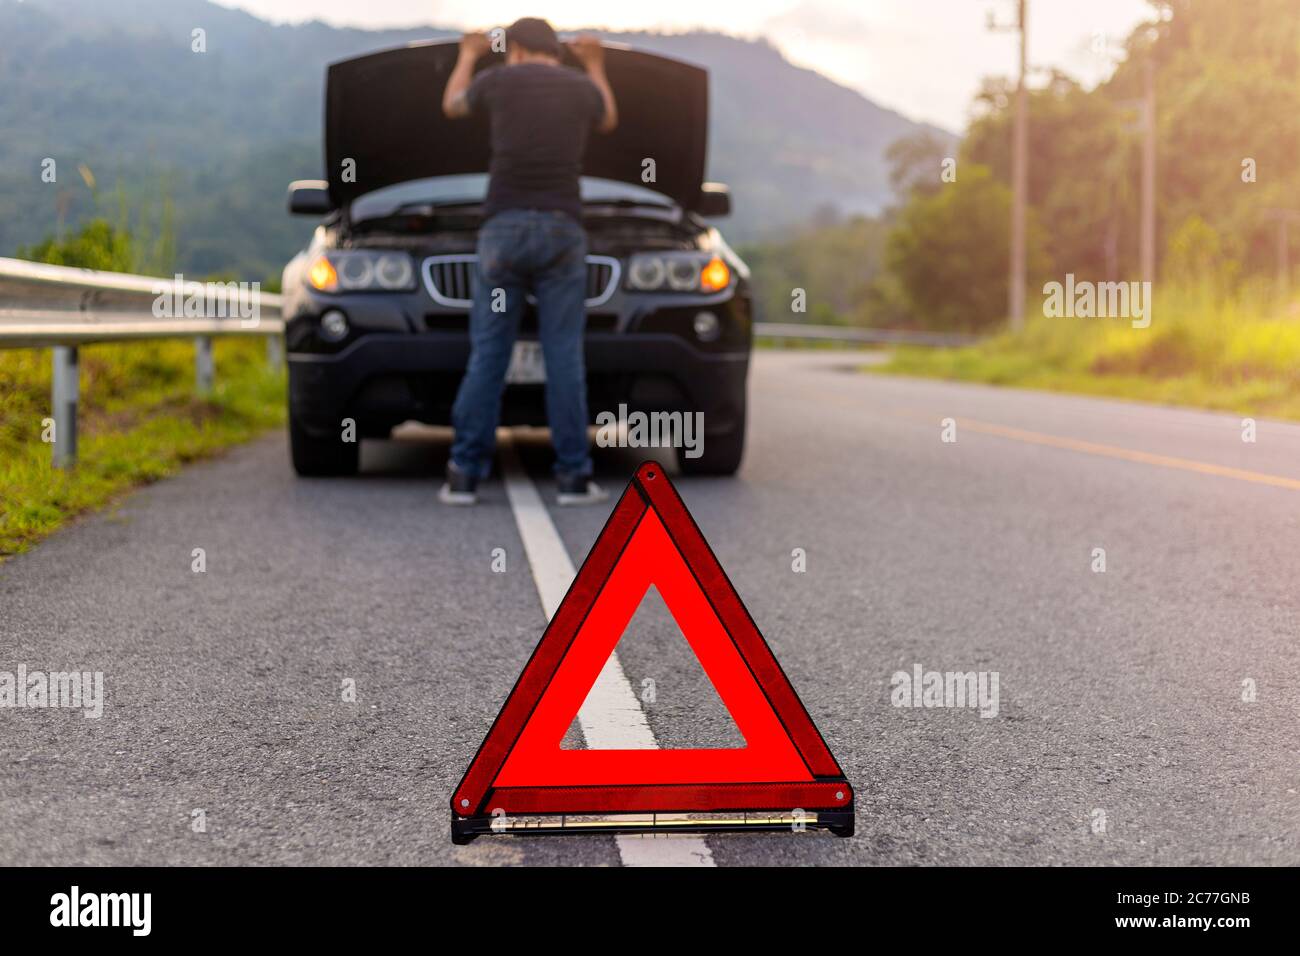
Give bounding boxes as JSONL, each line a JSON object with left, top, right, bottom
{"left": 308, "top": 255, "right": 339, "bottom": 292}
{"left": 699, "top": 257, "right": 730, "bottom": 293}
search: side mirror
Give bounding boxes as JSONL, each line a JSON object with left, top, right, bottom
{"left": 287, "top": 180, "right": 335, "bottom": 216}
{"left": 696, "top": 183, "right": 731, "bottom": 218}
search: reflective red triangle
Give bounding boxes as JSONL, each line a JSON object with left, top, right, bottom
{"left": 452, "top": 462, "right": 852, "bottom": 819}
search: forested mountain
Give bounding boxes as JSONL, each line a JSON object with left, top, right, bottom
{"left": 0, "top": 0, "right": 951, "bottom": 278}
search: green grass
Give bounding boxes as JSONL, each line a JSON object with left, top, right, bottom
{"left": 873, "top": 282, "right": 1300, "bottom": 419}
{"left": 0, "top": 338, "right": 285, "bottom": 560}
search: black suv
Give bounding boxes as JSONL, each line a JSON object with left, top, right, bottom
{"left": 282, "top": 40, "right": 752, "bottom": 476}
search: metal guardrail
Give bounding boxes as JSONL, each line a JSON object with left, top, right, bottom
{"left": 754, "top": 322, "right": 978, "bottom": 347}
{"left": 0, "top": 256, "right": 285, "bottom": 468}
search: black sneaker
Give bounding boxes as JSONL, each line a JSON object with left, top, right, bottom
{"left": 555, "top": 472, "right": 609, "bottom": 507}
{"left": 438, "top": 461, "right": 479, "bottom": 505}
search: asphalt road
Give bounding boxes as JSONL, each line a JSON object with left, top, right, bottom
{"left": 1, "top": 350, "right": 1297, "bottom": 866}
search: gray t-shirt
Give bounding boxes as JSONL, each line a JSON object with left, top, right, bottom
{"left": 466, "top": 62, "right": 605, "bottom": 222}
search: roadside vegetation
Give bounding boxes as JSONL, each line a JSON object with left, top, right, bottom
{"left": 0, "top": 221, "right": 284, "bottom": 561}
{"left": 744, "top": 1, "right": 1300, "bottom": 417}
{"left": 877, "top": 281, "right": 1300, "bottom": 419}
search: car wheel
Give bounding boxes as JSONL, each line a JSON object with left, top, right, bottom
{"left": 676, "top": 406, "right": 745, "bottom": 476}
{"left": 290, "top": 412, "right": 360, "bottom": 476}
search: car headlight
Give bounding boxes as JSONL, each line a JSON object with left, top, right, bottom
{"left": 627, "top": 255, "right": 666, "bottom": 290}
{"left": 307, "top": 251, "right": 415, "bottom": 293}
{"left": 625, "top": 252, "right": 731, "bottom": 293}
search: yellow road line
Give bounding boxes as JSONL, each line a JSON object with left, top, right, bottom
{"left": 765, "top": 378, "right": 1300, "bottom": 492}
{"left": 957, "top": 418, "right": 1300, "bottom": 492}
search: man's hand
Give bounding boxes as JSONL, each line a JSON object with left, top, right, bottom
{"left": 567, "top": 34, "right": 605, "bottom": 72}
{"left": 444, "top": 31, "right": 491, "bottom": 118}
{"left": 567, "top": 34, "right": 618, "bottom": 134}
{"left": 458, "top": 31, "right": 492, "bottom": 62}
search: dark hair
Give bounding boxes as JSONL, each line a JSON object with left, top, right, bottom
{"left": 505, "top": 17, "right": 561, "bottom": 58}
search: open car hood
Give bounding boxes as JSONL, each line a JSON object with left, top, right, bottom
{"left": 325, "top": 40, "right": 708, "bottom": 211}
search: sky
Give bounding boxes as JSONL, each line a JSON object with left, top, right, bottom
{"left": 214, "top": 0, "right": 1157, "bottom": 133}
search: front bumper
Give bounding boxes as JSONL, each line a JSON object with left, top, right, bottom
{"left": 288, "top": 330, "right": 749, "bottom": 440}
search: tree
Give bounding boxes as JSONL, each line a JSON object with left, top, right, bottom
{"left": 882, "top": 165, "right": 1048, "bottom": 332}
{"left": 740, "top": 217, "right": 888, "bottom": 324}
{"left": 885, "top": 130, "right": 952, "bottom": 204}
{"left": 18, "top": 219, "right": 134, "bottom": 271}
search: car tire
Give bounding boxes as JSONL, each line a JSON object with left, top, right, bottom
{"left": 290, "top": 413, "right": 360, "bottom": 477}
{"left": 676, "top": 406, "right": 745, "bottom": 476}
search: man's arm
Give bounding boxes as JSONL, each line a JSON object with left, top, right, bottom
{"left": 443, "top": 32, "right": 491, "bottom": 118}
{"left": 568, "top": 34, "right": 618, "bottom": 133}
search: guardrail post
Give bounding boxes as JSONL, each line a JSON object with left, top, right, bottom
{"left": 51, "top": 345, "right": 79, "bottom": 469}
{"left": 266, "top": 333, "right": 283, "bottom": 369}
{"left": 195, "top": 336, "right": 214, "bottom": 395}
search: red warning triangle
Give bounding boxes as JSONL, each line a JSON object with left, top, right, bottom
{"left": 451, "top": 462, "right": 853, "bottom": 840}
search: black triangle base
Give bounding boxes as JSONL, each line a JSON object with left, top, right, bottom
{"left": 451, "top": 805, "right": 855, "bottom": 845}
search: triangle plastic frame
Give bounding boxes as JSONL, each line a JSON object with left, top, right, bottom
{"left": 450, "top": 462, "right": 853, "bottom": 843}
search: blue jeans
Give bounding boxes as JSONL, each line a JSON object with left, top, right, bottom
{"left": 450, "top": 210, "right": 593, "bottom": 479}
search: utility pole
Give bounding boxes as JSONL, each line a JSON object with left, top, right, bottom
{"left": 1139, "top": 56, "right": 1156, "bottom": 287}
{"left": 990, "top": 1, "right": 1029, "bottom": 331}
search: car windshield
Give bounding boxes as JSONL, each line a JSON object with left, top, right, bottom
{"left": 350, "top": 175, "right": 676, "bottom": 222}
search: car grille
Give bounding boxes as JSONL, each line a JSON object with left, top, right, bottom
{"left": 422, "top": 254, "right": 620, "bottom": 309}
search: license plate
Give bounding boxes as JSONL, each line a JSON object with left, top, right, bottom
{"left": 505, "top": 341, "right": 546, "bottom": 384}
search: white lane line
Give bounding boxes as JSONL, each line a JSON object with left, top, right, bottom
{"left": 498, "top": 433, "right": 716, "bottom": 868}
